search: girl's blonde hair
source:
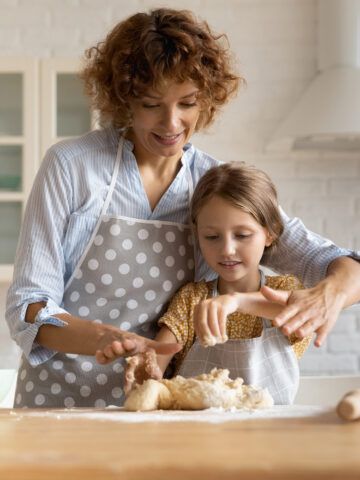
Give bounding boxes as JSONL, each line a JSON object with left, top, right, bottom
{"left": 190, "top": 162, "right": 284, "bottom": 254}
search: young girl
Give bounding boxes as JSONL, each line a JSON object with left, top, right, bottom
{"left": 125, "top": 162, "right": 312, "bottom": 404}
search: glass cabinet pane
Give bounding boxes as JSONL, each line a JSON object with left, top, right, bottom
{"left": 0, "top": 74, "right": 23, "bottom": 136}
{"left": 56, "top": 73, "right": 91, "bottom": 137}
{"left": 0, "top": 145, "right": 22, "bottom": 191}
{"left": 0, "top": 202, "right": 22, "bottom": 263}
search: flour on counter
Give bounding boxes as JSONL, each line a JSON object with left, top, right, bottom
{"left": 6, "top": 405, "right": 334, "bottom": 424}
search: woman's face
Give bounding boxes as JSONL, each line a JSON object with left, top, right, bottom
{"left": 128, "top": 79, "right": 201, "bottom": 164}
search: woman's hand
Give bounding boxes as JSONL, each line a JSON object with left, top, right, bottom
{"left": 123, "top": 349, "right": 163, "bottom": 396}
{"left": 95, "top": 331, "right": 182, "bottom": 365}
{"left": 260, "top": 280, "right": 345, "bottom": 347}
{"left": 262, "top": 256, "right": 360, "bottom": 347}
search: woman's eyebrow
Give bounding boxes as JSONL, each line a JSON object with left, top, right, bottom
{"left": 143, "top": 90, "right": 199, "bottom": 100}
{"left": 180, "top": 90, "right": 199, "bottom": 98}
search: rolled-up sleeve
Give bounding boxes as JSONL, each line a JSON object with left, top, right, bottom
{"left": 5, "top": 148, "right": 73, "bottom": 366}
{"left": 262, "top": 207, "right": 360, "bottom": 287}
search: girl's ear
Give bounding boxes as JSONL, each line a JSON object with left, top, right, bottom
{"left": 192, "top": 223, "right": 198, "bottom": 236}
{"left": 265, "top": 231, "right": 273, "bottom": 247}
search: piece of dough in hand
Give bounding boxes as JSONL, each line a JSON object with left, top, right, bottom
{"left": 124, "top": 368, "right": 273, "bottom": 411}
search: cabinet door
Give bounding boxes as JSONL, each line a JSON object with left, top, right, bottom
{"left": 40, "top": 58, "right": 95, "bottom": 158}
{"left": 0, "top": 59, "right": 38, "bottom": 281}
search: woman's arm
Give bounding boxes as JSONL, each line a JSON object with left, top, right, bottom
{"left": 259, "top": 208, "right": 360, "bottom": 347}
{"left": 262, "top": 208, "right": 360, "bottom": 287}
{"left": 26, "top": 302, "right": 182, "bottom": 359}
{"left": 5, "top": 148, "right": 74, "bottom": 364}
{"left": 261, "top": 256, "right": 360, "bottom": 347}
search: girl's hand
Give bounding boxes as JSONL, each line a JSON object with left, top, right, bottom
{"left": 193, "top": 294, "right": 240, "bottom": 346}
{"left": 123, "top": 349, "right": 162, "bottom": 396}
{"left": 260, "top": 280, "right": 345, "bottom": 347}
{"left": 95, "top": 331, "right": 182, "bottom": 365}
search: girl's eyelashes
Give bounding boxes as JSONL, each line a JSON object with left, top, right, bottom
{"left": 235, "top": 234, "right": 251, "bottom": 239}
{"left": 203, "top": 233, "right": 252, "bottom": 240}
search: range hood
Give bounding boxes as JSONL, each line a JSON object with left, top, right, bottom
{"left": 267, "top": 0, "right": 360, "bottom": 152}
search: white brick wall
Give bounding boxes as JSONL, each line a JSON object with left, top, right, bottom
{"left": 1, "top": 0, "right": 359, "bottom": 376}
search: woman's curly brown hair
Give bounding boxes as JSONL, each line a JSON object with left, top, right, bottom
{"left": 80, "top": 8, "right": 244, "bottom": 130}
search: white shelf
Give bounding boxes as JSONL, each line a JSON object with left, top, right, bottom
{"left": 0, "top": 265, "right": 14, "bottom": 283}
{"left": 0, "top": 137, "right": 24, "bottom": 145}
{"left": 0, "top": 192, "right": 24, "bottom": 202}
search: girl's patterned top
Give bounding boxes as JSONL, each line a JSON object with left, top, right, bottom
{"left": 159, "top": 274, "right": 312, "bottom": 372}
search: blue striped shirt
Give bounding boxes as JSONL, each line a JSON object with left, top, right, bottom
{"left": 5, "top": 127, "right": 359, "bottom": 365}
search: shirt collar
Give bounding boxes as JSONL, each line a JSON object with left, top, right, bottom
{"left": 121, "top": 135, "right": 195, "bottom": 167}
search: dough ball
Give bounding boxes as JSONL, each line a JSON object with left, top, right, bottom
{"left": 124, "top": 368, "right": 273, "bottom": 411}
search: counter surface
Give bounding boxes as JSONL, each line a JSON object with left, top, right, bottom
{"left": 0, "top": 406, "right": 359, "bottom": 480}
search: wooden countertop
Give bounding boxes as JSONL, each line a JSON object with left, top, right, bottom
{"left": 0, "top": 406, "right": 359, "bottom": 480}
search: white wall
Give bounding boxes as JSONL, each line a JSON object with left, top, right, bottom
{"left": 1, "top": 0, "right": 360, "bottom": 375}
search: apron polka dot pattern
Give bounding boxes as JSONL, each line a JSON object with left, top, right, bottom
{"left": 15, "top": 136, "right": 196, "bottom": 408}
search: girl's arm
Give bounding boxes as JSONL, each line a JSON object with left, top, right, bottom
{"left": 154, "top": 326, "right": 179, "bottom": 374}
{"left": 194, "top": 291, "right": 288, "bottom": 346}
{"left": 124, "top": 326, "right": 180, "bottom": 394}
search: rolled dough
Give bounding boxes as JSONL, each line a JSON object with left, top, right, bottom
{"left": 124, "top": 368, "right": 274, "bottom": 411}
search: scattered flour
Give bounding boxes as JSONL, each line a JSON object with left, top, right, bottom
{"left": 7, "top": 405, "right": 333, "bottom": 423}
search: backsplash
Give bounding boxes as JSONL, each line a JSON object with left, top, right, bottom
{"left": 1, "top": 0, "right": 359, "bottom": 375}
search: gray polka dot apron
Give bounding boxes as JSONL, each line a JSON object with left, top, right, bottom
{"left": 177, "top": 271, "right": 299, "bottom": 405}
{"left": 15, "top": 136, "right": 195, "bottom": 408}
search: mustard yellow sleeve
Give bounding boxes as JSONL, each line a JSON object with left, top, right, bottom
{"left": 158, "top": 282, "right": 197, "bottom": 346}
{"left": 266, "top": 274, "right": 312, "bottom": 360}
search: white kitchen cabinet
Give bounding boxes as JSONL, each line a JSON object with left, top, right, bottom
{"left": 40, "top": 58, "right": 94, "bottom": 158}
{"left": 0, "top": 57, "right": 93, "bottom": 282}
{"left": 0, "top": 58, "right": 38, "bottom": 282}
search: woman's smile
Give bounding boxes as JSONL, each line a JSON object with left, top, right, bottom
{"left": 152, "top": 132, "right": 184, "bottom": 146}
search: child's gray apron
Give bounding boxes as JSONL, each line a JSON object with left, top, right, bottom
{"left": 15, "top": 136, "right": 196, "bottom": 408}
{"left": 177, "top": 271, "right": 299, "bottom": 405}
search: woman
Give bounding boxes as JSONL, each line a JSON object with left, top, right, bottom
{"left": 6, "top": 8, "right": 360, "bottom": 408}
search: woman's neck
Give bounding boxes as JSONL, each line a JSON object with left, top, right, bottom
{"left": 217, "top": 269, "right": 262, "bottom": 295}
{"left": 126, "top": 131, "right": 183, "bottom": 211}
{"left": 126, "top": 130, "right": 182, "bottom": 176}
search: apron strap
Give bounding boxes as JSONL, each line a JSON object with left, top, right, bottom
{"left": 100, "top": 135, "right": 124, "bottom": 217}
{"left": 64, "top": 135, "right": 124, "bottom": 291}
{"left": 184, "top": 158, "right": 198, "bottom": 280}
{"left": 259, "top": 270, "right": 272, "bottom": 328}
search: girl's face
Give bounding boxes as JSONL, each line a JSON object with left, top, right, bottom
{"left": 128, "top": 79, "right": 201, "bottom": 164}
{"left": 196, "top": 195, "right": 273, "bottom": 293}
